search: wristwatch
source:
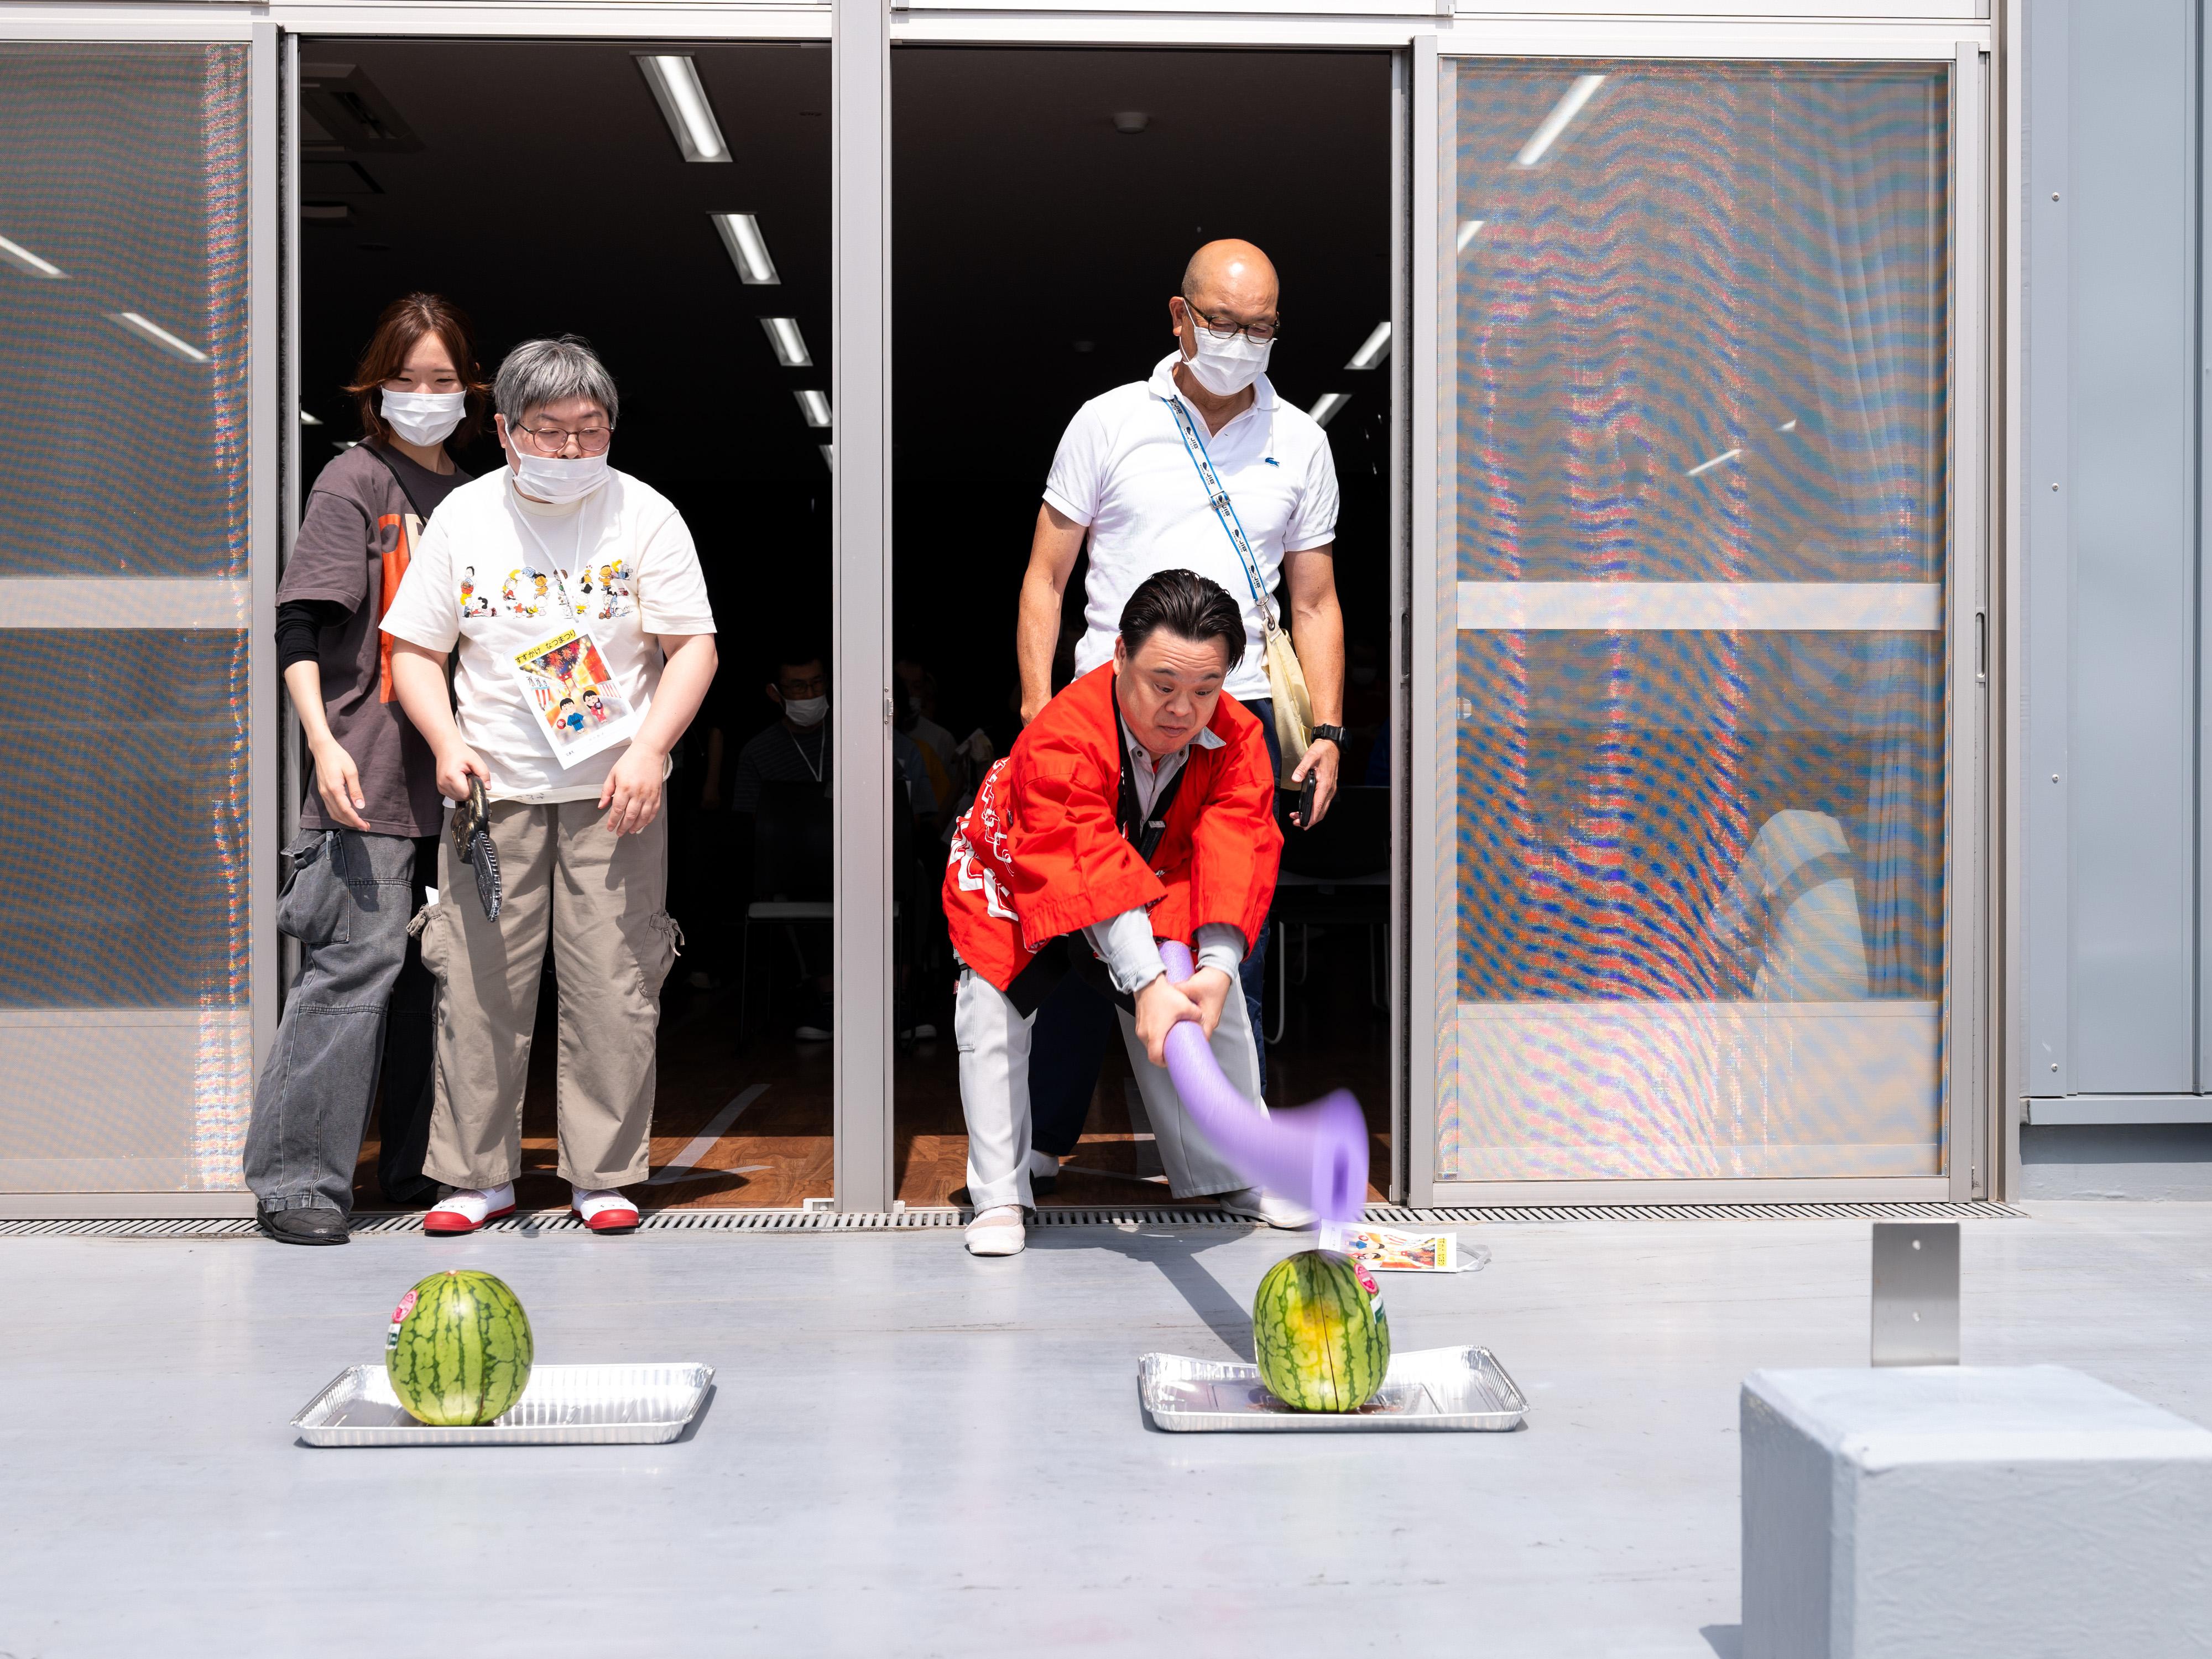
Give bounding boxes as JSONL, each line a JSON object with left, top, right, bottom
{"left": 1311, "top": 723, "right": 1347, "bottom": 747}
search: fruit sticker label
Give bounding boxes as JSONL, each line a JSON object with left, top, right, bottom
{"left": 1352, "top": 1259, "right": 1385, "bottom": 1320}
{"left": 385, "top": 1287, "right": 419, "bottom": 1353}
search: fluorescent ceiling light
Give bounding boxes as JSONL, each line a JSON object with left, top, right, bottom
{"left": 1515, "top": 75, "right": 1605, "bottom": 168}
{"left": 0, "top": 233, "right": 64, "bottom": 278}
{"left": 760, "top": 316, "right": 812, "bottom": 367}
{"left": 1684, "top": 446, "right": 1743, "bottom": 478}
{"left": 111, "top": 311, "right": 208, "bottom": 362}
{"left": 820, "top": 443, "right": 835, "bottom": 470}
{"left": 300, "top": 409, "right": 323, "bottom": 426}
{"left": 638, "top": 56, "right": 729, "bottom": 164}
{"left": 795, "top": 389, "right": 832, "bottom": 429}
{"left": 1308, "top": 392, "right": 1351, "bottom": 427}
{"left": 1345, "top": 321, "right": 1391, "bottom": 372}
{"left": 712, "top": 212, "right": 779, "bottom": 285}
{"left": 1456, "top": 219, "right": 1486, "bottom": 252}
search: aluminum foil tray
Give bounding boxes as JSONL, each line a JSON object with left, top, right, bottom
{"left": 293, "top": 1363, "right": 713, "bottom": 1447}
{"left": 1139, "top": 1345, "right": 1525, "bottom": 1432}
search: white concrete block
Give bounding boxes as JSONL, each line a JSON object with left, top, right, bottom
{"left": 1742, "top": 1366, "right": 2212, "bottom": 1659}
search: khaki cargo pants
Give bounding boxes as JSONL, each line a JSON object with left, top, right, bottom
{"left": 416, "top": 799, "right": 680, "bottom": 1192}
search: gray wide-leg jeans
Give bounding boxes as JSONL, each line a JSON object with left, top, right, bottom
{"left": 243, "top": 829, "right": 424, "bottom": 1215}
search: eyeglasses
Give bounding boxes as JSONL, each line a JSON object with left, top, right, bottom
{"left": 1183, "top": 300, "right": 1280, "bottom": 344}
{"left": 778, "top": 675, "right": 828, "bottom": 696}
{"left": 511, "top": 421, "right": 614, "bottom": 456}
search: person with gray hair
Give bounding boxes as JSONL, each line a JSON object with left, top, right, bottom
{"left": 383, "top": 335, "right": 719, "bottom": 1234}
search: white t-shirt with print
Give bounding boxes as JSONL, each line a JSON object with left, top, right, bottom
{"left": 380, "top": 466, "right": 717, "bottom": 804}
{"left": 1044, "top": 352, "right": 1339, "bottom": 702}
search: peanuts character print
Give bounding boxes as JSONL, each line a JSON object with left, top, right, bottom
{"left": 577, "top": 557, "right": 634, "bottom": 621}
{"left": 500, "top": 566, "right": 550, "bottom": 618}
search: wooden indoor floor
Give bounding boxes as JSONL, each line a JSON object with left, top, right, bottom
{"left": 352, "top": 926, "right": 1391, "bottom": 1212}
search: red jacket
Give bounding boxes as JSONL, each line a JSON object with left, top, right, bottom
{"left": 943, "top": 663, "right": 1282, "bottom": 994}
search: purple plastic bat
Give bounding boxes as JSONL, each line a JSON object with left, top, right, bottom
{"left": 1156, "top": 940, "right": 1368, "bottom": 1223}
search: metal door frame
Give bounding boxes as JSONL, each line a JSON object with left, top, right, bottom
{"left": 0, "top": 1, "right": 1999, "bottom": 1216}
{"left": 1406, "top": 25, "right": 1993, "bottom": 1207}
{"left": 0, "top": 12, "right": 276, "bottom": 1217}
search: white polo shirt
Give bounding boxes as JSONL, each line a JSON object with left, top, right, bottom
{"left": 1044, "top": 352, "right": 1339, "bottom": 703}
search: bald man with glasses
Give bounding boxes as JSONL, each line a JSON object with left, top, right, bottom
{"left": 1009, "top": 238, "right": 1345, "bottom": 1209}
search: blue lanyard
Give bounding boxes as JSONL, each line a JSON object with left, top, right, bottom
{"left": 1164, "top": 393, "right": 1280, "bottom": 632}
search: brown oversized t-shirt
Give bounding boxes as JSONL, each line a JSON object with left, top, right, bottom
{"left": 278, "top": 442, "right": 469, "bottom": 836}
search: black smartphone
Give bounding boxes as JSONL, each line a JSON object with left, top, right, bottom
{"left": 1295, "top": 771, "right": 1317, "bottom": 831}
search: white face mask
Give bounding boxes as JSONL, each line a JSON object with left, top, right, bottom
{"left": 508, "top": 445, "right": 611, "bottom": 506}
{"left": 381, "top": 388, "right": 465, "bottom": 448}
{"left": 1182, "top": 326, "right": 1274, "bottom": 397}
{"left": 781, "top": 695, "right": 829, "bottom": 728}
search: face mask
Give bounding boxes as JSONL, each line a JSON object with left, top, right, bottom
{"left": 381, "top": 389, "right": 465, "bottom": 447}
{"left": 782, "top": 695, "right": 829, "bottom": 728}
{"left": 1183, "top": 327, "right": 1274, "bottom": 397}
{"left": 509, "top": 447, "right": 610, "bottom": 506}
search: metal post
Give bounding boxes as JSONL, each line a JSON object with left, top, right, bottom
{"left": 831, "top": 0, "right": 894, "bottom": 1212}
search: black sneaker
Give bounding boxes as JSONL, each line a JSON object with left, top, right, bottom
{"left": 257, "top": 1206, "right": 349, "bottom": 1246}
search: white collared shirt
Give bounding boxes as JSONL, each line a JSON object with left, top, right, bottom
{"left": 1082, "top": 715, "right": 1246, "bottom": 995}
{"left": 1044, "top": 352, "right": 1340, "bottom": 702}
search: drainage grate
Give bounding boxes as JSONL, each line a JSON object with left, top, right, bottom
{"left": 0, "top": 1198, "right": 2025, "bottom": 1240}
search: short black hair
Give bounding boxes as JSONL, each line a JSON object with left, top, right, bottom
{"left": 1118, "top": 568, "right": 1243, "bottom": 667}
{"left": 771, "top": 652, "right": 826, "bottom": 682}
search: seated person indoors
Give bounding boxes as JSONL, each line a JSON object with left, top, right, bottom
{"left": 712, "top": 651, "right": 935, "bottom": 1042}
{"left": 943, "top": 568, "right": 1303, "bottom": 1258}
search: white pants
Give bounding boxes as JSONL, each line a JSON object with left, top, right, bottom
{"left": 957, "top": 966, "right": 1265, "bottom": 1211}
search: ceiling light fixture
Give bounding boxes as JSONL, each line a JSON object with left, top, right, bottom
{"left": 1685, "top": 446, "right": 1743, "bottom": 478}
{"left": 0, "top": 233, "right": 64, "bottom": 278}
{"left": 712, "top": 212, "right": 780, "bottom": 285}
{"left": 1345, "top": 321, "right": 1391, "bottom": 371}
{"left": 820, "top": 444, "right": 835, "bottom": 471}
{"left": 1113, "top": 111, "right": 1150, "bottom": 134}
{"left": 638, "top": 55, "right": 729, "bottom": 164}
{"left": 111, "top": 311, "right": 208, "bottom": 362}
{"left": 1456, "top": 219, "right": 1486, "bottom": 252}
{"left": 1309, "top": 392, "right": 1351, "bottom": 427}
{"left": 300, "top": 410, "right": 323, "bottom": 426}
{"left": 795, "top": 389, "right": 832, "bottom": 429}
{"left": 1515, "top": 75, "right": 1605, "bottom": 167}
{"left": 760, "top": 316, "right": 812, "bottom": 367}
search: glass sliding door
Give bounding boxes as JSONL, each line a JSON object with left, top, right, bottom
{"left": 0, "top": 30, "right": 272, "bottom": 1198}
{"left": 1413, "top": 50, "right": 1980, "bottom": 1197}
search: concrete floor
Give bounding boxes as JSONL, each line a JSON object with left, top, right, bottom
{"left": 4, "top": 1202, "right": 2209, "bottom": 1658}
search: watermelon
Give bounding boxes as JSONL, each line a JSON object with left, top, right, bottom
{"left": 1252, "top": 1249, "right": 1391, "bottom": 1412}
{"left": 385, "top": 1269, "right": 534, "bottom": 1426}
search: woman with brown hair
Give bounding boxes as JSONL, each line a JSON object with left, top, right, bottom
{"left": 242, "top": 293, "right": 490, "bottom": 1245}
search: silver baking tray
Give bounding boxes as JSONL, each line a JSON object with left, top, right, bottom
{"left": 293, "top": 1363, "right": 713, "bottom": 1447}
{"left": 1139, "top": 1344, "right": 1526, "bottom": 1432}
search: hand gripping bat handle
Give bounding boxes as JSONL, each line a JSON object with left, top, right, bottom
{"left": 1156, "top": 940, "right": 1366, "bottom": 1223}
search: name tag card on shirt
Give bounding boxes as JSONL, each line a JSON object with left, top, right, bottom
{"left": 510, "top": 623, "right": 643, "bottom": 766}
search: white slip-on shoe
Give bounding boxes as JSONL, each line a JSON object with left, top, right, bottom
{"left": 964, "top": 1203, "right": 1027, "bottom": 1256}
{"left": 1215, "top": 1186, "right": 1318, "bottom": 1231}
{"left": 424, "top": 1182, "right": 517, "bottom": 1235}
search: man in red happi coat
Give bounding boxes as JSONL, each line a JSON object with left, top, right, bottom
{"left": 943, "top": 569, "right": 1300, "bottom": 1256}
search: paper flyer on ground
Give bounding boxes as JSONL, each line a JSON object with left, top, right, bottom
{"left": 510, "top": 625, "right": 640, "bottom": 765}
{"left": 1318, "top": 1222, "right": 1472, "bottom": 1272}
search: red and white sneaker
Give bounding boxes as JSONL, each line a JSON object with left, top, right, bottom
{"left": 571, "top": 1188, "right": 640, "bottom": 1234}
{"left": 424, "top": 1183, "right": 516, "bottom": 1235}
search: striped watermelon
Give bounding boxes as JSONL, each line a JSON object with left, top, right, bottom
{"left": 1253, "top": 1249, "right": 1391, "bottom": 1412}
{"left": 385, "top": 1269, "right": 534, "bottom": 1426}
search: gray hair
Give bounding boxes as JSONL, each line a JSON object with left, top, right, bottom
{"left": 494, "top": 335, "right": 619, "bottom": 426}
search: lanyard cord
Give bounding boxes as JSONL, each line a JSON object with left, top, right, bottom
{"left": 1165, "top": 393, "right": 1280, "bottom": 635}
{"left": 788, "top": 726, "right": 825, "bottom": 784}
